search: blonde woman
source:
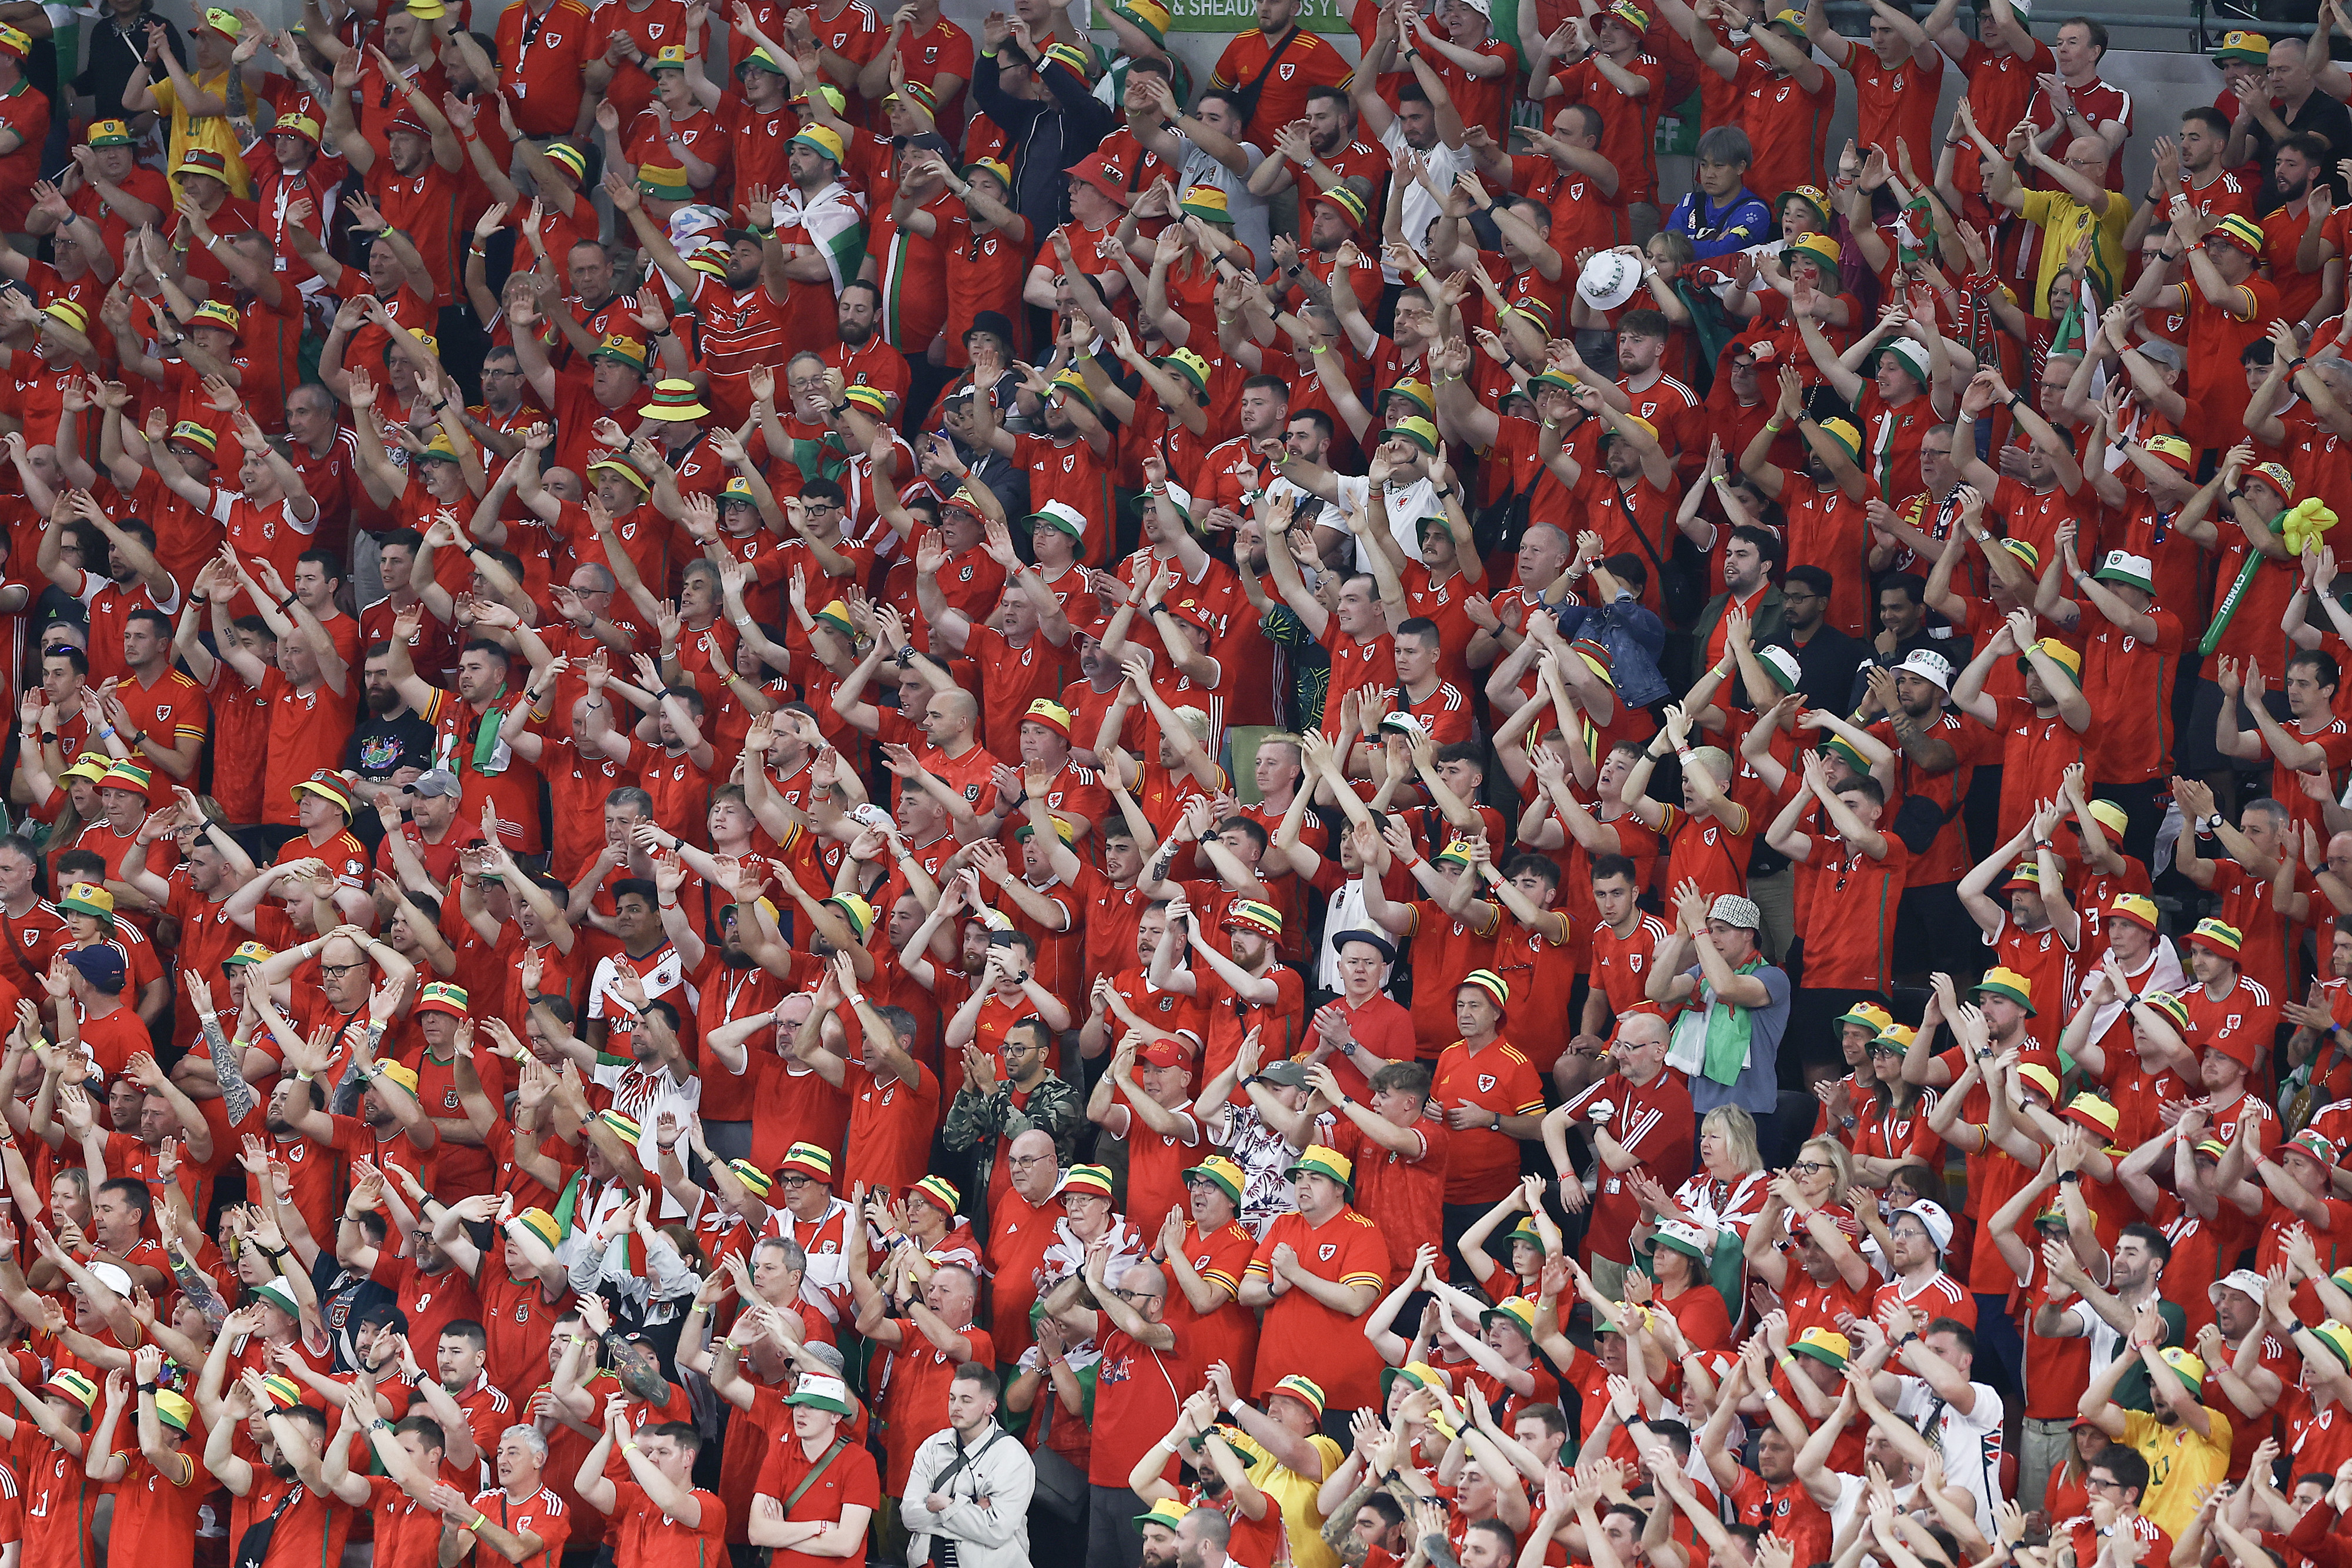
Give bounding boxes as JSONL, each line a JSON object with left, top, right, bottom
{"left": 1628, "top": 1104, "right": 1768, "bottom": 1330}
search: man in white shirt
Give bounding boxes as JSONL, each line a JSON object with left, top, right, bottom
{"left": 1859, "top": 1306, "right": 2007, "bottom": 1536}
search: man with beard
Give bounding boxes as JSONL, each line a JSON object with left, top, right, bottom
{"left": 1774, "top": 566, "right": 1866, "bottom": 712}
{"left": 382, "top": 623, "right": 543, "bottom": 858}
{"left": 323, "top": 50, "right": 465, "bottom": 300}
{"left": 947, "top": 1017, "right": 1084, "bottom": 1217}
{"left": 609, "top": 163, "right": 790, "bottom": 432}
{"left": 681, "top": 890, "right": 789, "bottom": 1165}
{"left": 1250, "top": 84, "right": 1390, "bottom": 241}
{"left": 202, "top": 1378, "right": 353, "bottom": 1568}
{"left": 820, "top": 279, "right": 910, "bottom": 417}
{"left": 960, "top": 360, "right": 1113, "bottom": 569}
{"left": 366, "top": 768, "right": 475, "bottom": 889}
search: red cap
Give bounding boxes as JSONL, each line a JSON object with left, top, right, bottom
{"left": 1137, "top": 1039, "right": 1187, "bottom": 1069}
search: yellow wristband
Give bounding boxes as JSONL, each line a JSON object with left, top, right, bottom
{"left": 471, "top": 1515, "right": 489, "bottom": 1534}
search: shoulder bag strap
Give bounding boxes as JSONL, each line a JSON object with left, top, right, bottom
{"left": 783, "top": 1438, "right": 850, "bottom": 1512}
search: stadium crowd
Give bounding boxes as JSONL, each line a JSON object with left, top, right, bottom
{"left": 8, "top": 0, "right": 2352, "bottom": 1564}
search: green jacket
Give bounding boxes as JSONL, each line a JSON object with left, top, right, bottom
{"left": 943, "top": 1071, "right": 1084, "bottom": 1199}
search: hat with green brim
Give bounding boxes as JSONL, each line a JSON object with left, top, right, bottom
{"left": 1135, "top": 1499, "right": 1191, "bottom": 1531}
{"left": 1879, "top": 337, "right": 1930, "bottom": 387}
{"left": 1013, "top": 814, "right": 1077, "bottom": 847}
{"left": 1157, "top": 349, "right": 1211, "bottom": 395}
{"left": 2156, "top": 1346, "right": 2206, "bottom": 1396}
{"left": 1508, "top": 1217, "right": 1543, "bottom": 1248}
{"left": 1528, "top": 370, "right": 1579, "bottom": 394}
{"left": 1481, "top": 1296, "right": 1539, "bottom": 1339}
{"left": 58, "top": 882, "right": 114, "bottom": 925}
{"left": 1789, "top": 1326, "right": 1852, "bottom": 1368}
{"left": 1835, "top": 1001, "right": 1895, "bottom": 1034}
{"left": 1653, "top": 1219, "right": 1711, "bottom": 1260}
{"left": 639, "top": 379, "right": 710, "bottom": 423}
{"left": 1382, "top": 379, "right": 1436, "bottom": 417}
{"left": 1815, "top": 416, "right": 1862, "bottom": 465}
{"left": 1183, "top": 1154, "right": 1245, "bottom": 1206}
{"left": 1026, "top": 501, "right": 1087, "bottom": 541}
{"left": 1384, "top": 416, "right": 1439, "bottom": 456}
{"left": 1110, "top": 0, "right": 1172, "bottom": 41}
{"left": 1379, "top": 1360, "right": 1453, "bottom": 1400}
{"left": 636, "top": 162, "right": 692, "bottom": 201}
{"left": 1820, "top": 736, "right": 1870, "bottom": 774}
{"left": 1768, "top": 7, "right": 1807, "bottom": 34}
{"left": 152, "top": 1390, "right": 194, "bottom": 1432}
{"left": 783, "top": 1371, "right": 854, "bottom": 1414}
{"left": 2311, "top": 1321, "right": 2352, "bottom": 1372}
{"left": 1971, "top": 965, "right": 2037, "bottom": 1015}
{"left": 1048, "top": 369, "right": 1096, "bottom": 407}
{"left": 86, "top": 119, "right": 135, "bottom": 148}
{"left": 2016, "top": 636, "right": 2083, "bottom": 686}
{"left": 1780, "top": 185, "right": 1833, "bottom": 230}
{"left": 1757, "top": 645, "right": 1803, "bottom": 693}
{"left": 223, "top": 941, "right": 273, "bottom": 969}
{"left": 2093, "top": 549, "right": 2156, "bottom": 594}
{"left": 249, "top": 1278, "right": 302, "bottom": 1317}
{"left": 1783, "top": 231, "right": 1840, "bottom": 272}
{"left": 2216, "top": 28, "right": 2270, "bottom": 61}
{"left": 736, "top": 46, "right": 786, "bottom": 74}
{"left": 791, "top": 125, "right": 846, "bottom": 165}
{"left": 824, "top": 892, "right": 876, "bottom": 938}
{"left": 588, "top": 459, "right": 650, "bottom": 493}
{"left": 814, "top": 600, "right": 856, "bottom": 639}
{"left": 589, "top": 333, "right": 649, "bottom": 370}
{"left": 1285, "top": 1143, "right": 1354, "bottom": 1195}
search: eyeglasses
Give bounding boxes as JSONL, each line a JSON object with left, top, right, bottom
{"left": 1789, "top": 1161, "right": 1831, "bottom": 1175}
{"left": 319, "top": 962, "right": 365, "bottom": 979}
{"left": 1005, "top": 1154, "right": 1051, "bottom": 1168}
{"left": 1109, "top": 1288, "right": 1164, "bottom": 1306}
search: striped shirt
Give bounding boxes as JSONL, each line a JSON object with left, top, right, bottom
{"left": 687, "top": 275, "right": 791, "bottom": 382}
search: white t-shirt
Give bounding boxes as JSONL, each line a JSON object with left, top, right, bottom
{"left": 1334, "top": 472, "right": 1442, "bottom": 569}
{"left": 1378, "top": 122, "right": 1472, "bottom": 271}
{"left": 1892, "top": 1375, "right": 2004, "bottom": 1534}
{"left": 1170, "top": 132, "right": 1273, "bottom": 279}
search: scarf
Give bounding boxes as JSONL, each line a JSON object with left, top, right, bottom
{"left": 470, "top": 684, "right": 508, "bottom": 772}
{"left": 1699, "top": 957, "right": 1768, "bottom": 1087}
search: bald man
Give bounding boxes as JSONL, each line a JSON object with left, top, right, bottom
{"left": 982, "top": 1130, "right": 1068, "bottom": 1364}
{"left": 884, "top": 686, "right": 1002, "bottom": 826}
{"left": 1055, "top": 1251, "right": 1184, "bottom": 1568}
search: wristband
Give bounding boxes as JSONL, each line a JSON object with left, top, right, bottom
{"left": 471, "top": 1515, "right": 489, "bottom": 1534}
{"left": 1776, "top": 1352, "right": 1797, "bottom": 1368}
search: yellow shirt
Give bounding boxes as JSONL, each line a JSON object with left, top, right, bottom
{"left": 2120, "top": 1407, "right": 2233, "bottom": 1537}
{"left": 2016, "top": 185, "right": 2132, "bottom": 319}
{"left": 152, "top": 68, "right": 253, "bottom": 198}
{"left": 1227, "top": 1429, "right": 1347, "bottom": 1568}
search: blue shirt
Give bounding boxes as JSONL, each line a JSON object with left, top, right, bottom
{"left": 1668, "top": 187, "right": 1774, "bottom": 260}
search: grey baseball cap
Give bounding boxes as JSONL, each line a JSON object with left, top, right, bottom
{"left": 406, "top": 768, "right": 463, "bottom": 798}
